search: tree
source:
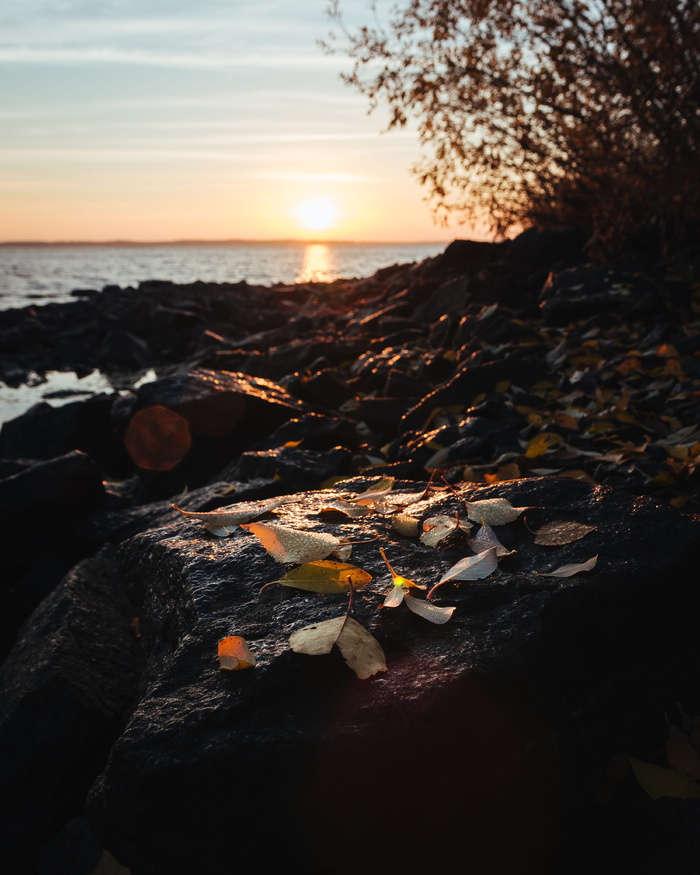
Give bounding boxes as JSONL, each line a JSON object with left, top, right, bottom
{"left": 326, "top": 0, "right": 700, "bottom": 257}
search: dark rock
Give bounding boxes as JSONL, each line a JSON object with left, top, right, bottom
{"left": 253, "top": 414, "right": 358, "bottom": 452}
{"left": 0, "top": 548, "right": 145, "bottom": 871}
{"left": 77, "top": 476, "right": 700, "bottom": 875}
{"left": 0, "top": 395, "right": 130, "bottom": 475}
{"left": 97, "top": 330, "right": 153, "bottom": 371}
{"left": 118, "top": 368, "right": 306, "bottom": 493}
{"left": 217, "top": 445, "right": 353, "bottom": 492}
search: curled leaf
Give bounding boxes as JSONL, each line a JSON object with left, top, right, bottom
{"left": 241, "top": 522, "right": 349, "bottom": 564}
{"left": 420, "top": 515, "right": 458, "bottom": 547}
{"left": 218, "top": 636, "right": 257, "bottom": 670}
{"left": 403, "top": 592, "right": 456, "bottom": 624}
{"left": 628, "top": 757, "right": 700, "bottom": 800}
{"left": 465, "top": 498, "right": 528, "bottom": 525}
{"left": 534, "top": 520, "right": 597, "bottom": 546}
{"left": 319, "top": 498, "right": 371, "bottom": 518}
{"left": 438, "top": 546, "right": 499, "bottom": 584}
{"left": 289, "top": 615, "right": 387, "bottom": 679}
{"left": 172, "top": 497, "right": 286, "bottom": 537}
{"left": 353, "top": 476, "right": 396, "bottom": 506}
{"left": 535, "top": 555, "right": 598, "bottom": 577}
{"left": 272, "top": 561, "right": 372, "bottom": 594}
{"left": 392, "top": 513, "right": 421, "bottom": 537}
{"left": 467, "top": 521, "right": 515, "bottom": 556}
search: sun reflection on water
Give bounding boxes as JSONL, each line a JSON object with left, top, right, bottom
{"left": 295, "top": 244, "right": 337, "bottom": 284}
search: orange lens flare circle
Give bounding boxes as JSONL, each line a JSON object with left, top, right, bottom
{"left": 125, "top": 405, "right": 191, "bottom": 471}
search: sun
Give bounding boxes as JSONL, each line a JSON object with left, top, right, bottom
{"left": 295, "top": 197, "right": 339, "bottom": 233}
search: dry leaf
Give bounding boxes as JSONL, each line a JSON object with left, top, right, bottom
{"left": 241, "top": 522, "right": 349, "bottom": 564}
{"left": 420, "top": 514, "right": 458, "bottom": 547}
{"left": 535, "top": 555, "right": 598, "bottom": 577}
{"left": 172, "top": 497, "right": 286, "bottom": 537}
{"left": 465, "top": 498, "right": 528, "bottom": 525}
{"left": 666, "top": 724, "right": 700, "bottom": 780}
{"left": 392, "top": 513, "right": 421, "bottom": 537}
{"left": 319, "top": 498, "right": 371, "bottom": 518}
{"left": 628, "top": 757, "right": 700, "bottom": 800}
{"left": 218, "top": 635, "right": 257, "bottom": 670}
{"left": 289, "top": 615, "right": 387, "bottom": 679}
{"left": 525, "top": 432, "right": 562, "bottom": 458}
{"left": 353, "top": 476, "right": 396, "bottom": 506}
{"left": 534, "top": 520, "right": 596, "bottom": 546}
{"left": 403, "top": 593, "right": 456, "bottom": 624}
{"left": 467, "top": 521, "right": 515, "bottom": 556}
{"left": 272, "top": 561, "right": 372, "bottom": 594}
{"left": 438, "top": 546, "right": 499, "bottom": 584}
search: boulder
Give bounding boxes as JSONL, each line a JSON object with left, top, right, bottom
{"left": 67, "top": 475, "right": 700, "bottom": 875}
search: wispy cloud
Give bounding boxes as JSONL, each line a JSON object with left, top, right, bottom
{"left": 0, "top": 46, "right": 345, "bottom": 70}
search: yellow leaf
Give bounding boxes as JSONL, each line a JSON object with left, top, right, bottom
{"left": 525, "top": 432, "right": 561, "bottom": 458}
{"left": 241, "top": 522, "right": 348, "bottom": 564}
{"left": 392, "top": 513, "right": 421, "bottom": 537}
{"left": 218, "top": 636, "right": 257, "bottom": 670}
{"left": 273, "top": 561, "right": 372, "bottom": 594}
{"left": 666, "top": 725, "right": 700, "bottom": 780}
{"left": 319, "top": 498, "right": 371, "bottom": 518}
{"left": 379, "top": 547, "right": 424, "bottom": 590}
{"left": 628, "top": 757, "right": 700, "bottom": 800}
{"left": 289, "top": 615, "right": 387, "bottom": 679}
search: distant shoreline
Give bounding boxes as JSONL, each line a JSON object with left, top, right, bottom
{"left": 0, "top": 238, "right": 453, "bottom": 248}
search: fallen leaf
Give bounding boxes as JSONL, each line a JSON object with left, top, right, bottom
{"left": 420, "top": 514, "right": 458, "bottom": 547}
{"left": 467, "top": 522, "right": 515, "bottom": 556}
{"left": 465, "top": 498, "right": 528, "bottom": 525}
{"left": 218, "top": 636, "right": 257, "bottom": 670}
{"left": 534, "top": 520, "right": 597, "bottom": 546}
{"left": 392, "top": 513, "right": 421, "bottom": 537}
{"left": 319, "top": 498, "right": 371, "bottom": 518}
{"left": 353, "top": 476, "right": 396, "bottom": 506}
{"left": 241, "top": 522, "right": 350, "bottom": 564}
{"left": 628, "top": 757, "right": 700, "bottom": 800}
{"left": 535, "top": 555, "right": 598, "bottom": 577}
{"left": 403, "top": 593, "right": 456, "bottom": 624}
{"left": 172, "top": 497, "right": 286, "bottom": 537}
{"left": 666, "top": 724, "right": 700, "bottom": 780}
{"left": 289, "top": 615, "right": 387, "bottom": 679}
{"left": 436, "top": 546, "right": 499, "bottom": 585}
{"left": 525, "top": 432, "right": 562, "bottom": 458}
{"left": 271, "top": 561, "right": 372, "bottom": 594}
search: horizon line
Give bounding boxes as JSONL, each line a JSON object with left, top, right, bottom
{"left": 0, "top": 237, "right": 456, "bottom": 248}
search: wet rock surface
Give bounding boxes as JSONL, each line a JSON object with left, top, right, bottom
{"left": 1, "top": 230, "right": 700, "bottom": 873}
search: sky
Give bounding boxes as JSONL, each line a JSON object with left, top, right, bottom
{"left": 0, "top": 0, "right": 474, "bottom": 243}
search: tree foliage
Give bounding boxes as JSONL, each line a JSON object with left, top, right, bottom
{"left": 326, "top": 0, "right": 700, "bottom": 256}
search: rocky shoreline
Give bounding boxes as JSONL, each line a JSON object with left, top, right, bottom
{"left": 1, "top": 230, "right": 700, "bottom": 874}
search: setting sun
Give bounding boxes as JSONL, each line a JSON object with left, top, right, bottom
{"left": 295, "top": 197, "right": 339, "bottom": 233}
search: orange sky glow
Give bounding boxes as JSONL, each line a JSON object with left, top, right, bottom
{"left": 0, "top": 1, "right": 488, "bottom": 244}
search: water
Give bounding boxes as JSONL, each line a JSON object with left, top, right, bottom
{"left": 0, "top": 241, "right": 447, "bottom": 425}
{"left": 0, "top": 241, "right": 446, "bottom": 311}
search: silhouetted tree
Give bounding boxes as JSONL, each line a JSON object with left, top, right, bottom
{"left": 327, "top": 0, "right": 700, "bottom": 257}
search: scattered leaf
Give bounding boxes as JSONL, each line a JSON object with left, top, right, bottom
{"left": 420, "top": 514, "right": 458, "bottom": 547}
{"left": 319, "top": 498, "right": 371, "bottom": 518}
{"left": 467, "top": 522, "right": 515, "bottom": 557}
{"left": 403, "top": 593, "right": 456, "bottom": 624}
{"left": 628, "top": 757, "right": 700, "bottom": 800}
{"left": 525, "top": 432, "right": 562, "bottom": 458}
{"left": 535, "top": 555, "right": 598, "bottom": 577}
{"left": 218, "top": 636, "right": 257, "bottom": 670}
{"left": 289, "top": 615, "right": 387, "bottom": 679}
{"left": 241, "top": 522, "right": 349, "bottom": 564}
{"left": 436, "top": 546, "right": 499, "bottom": 585}
{"left": 172, "top": 497, "right": 286, "bottom": 537}
{"left": 534, "top": 520, "right": 597, "bottom": 546}
{"left": 353, "top": 477, "right": 395, "bottom": 506}
{"left": 271, "top": 561, "right": 372, "bottom": 594}
{"left": 465, "top": 498, "right": 528, "bottom": 525}
{"left": 392, "top": 513, "right": 421, "bottom": 537}
{"left": 666, "top": 724, "right": 700, "bottom": 780}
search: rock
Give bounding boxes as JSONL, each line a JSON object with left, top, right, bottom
{"left": 74, "top": 476, "right": 700, "bottom": 875}
{"left": 97, "top": 330, "right": 153, "bottom": 371}
{"left": 0, "top": 547, "right": 144, "bottom": 871}
{"left": 217, "top": 446, "right": 353, "bottom": 492}
{"left": 117, "top": 368, "right": 306, "bottom": 494}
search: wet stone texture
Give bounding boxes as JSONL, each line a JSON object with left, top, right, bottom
{"left": 72, "top": 476, "right": 700, "bottom": 875}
